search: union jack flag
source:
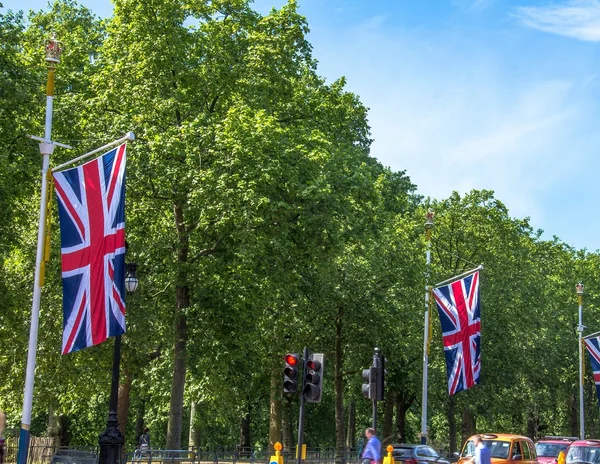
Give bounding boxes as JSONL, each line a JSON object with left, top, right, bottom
{"left": 433, "top": 271, "right": 481, "bottom": 395}
{"left": 52, "top": 144, "right": 127, "bottom": 355}
{"left": 584, "top": 337, "right": 600, "bottom": 405}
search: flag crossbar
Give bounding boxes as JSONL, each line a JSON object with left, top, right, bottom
{"left": 52, "top": 132, "right": 134, "bottom": 172}
{"left": 435, "top": 264, "right": 484, "bottom": 288}
{"left": 585, "top": 331, "right": 600, "bottom": 340}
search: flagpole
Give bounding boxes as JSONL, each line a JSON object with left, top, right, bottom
{"left": 577, "top": 283, "right": 585, "bottom": 440}
{"left": 17, "top": 35, "right": 65, "bottom": 464}
{"left": 420, "top": 210, "right": 434, "bottom": 444}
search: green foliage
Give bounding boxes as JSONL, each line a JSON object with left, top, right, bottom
{"left": 0, "top": 0, "right": 598, "bottom": 454}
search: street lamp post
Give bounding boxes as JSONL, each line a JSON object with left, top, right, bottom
{"left": 99, "top": 262, "right": 138, "bottom": 464}
{"left": 421, "top": 210, "right": 434, "bottom": 444}
{"left": 577, "top": 282, "right": 585, "bottom": 440}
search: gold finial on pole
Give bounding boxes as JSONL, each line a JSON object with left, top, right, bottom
{"left": 45, "top": 34, "right": 63, "bottom": 98}
{"left": 576, "top": 282, "right": 584, "bottom": 306}
{"left": 425, "top": 209, "right": 434, "bottom": 241}
{"left": 45, "top": 34, "right": 63, "bottom": 66}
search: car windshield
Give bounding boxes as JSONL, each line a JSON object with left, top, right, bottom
{"left": 536, "top": 444, "right": 570, "bottom": 458}
{"left": 567, "top": 446, "right": 600, "bottom": 464}
{"left": 462, "top": 440, "right": 511, "bottom": 459}
{"left": 393, "top": 448, "right": 414, "bottom": 458}
{"left": 417, "top": 447, "right": 440, "bottom": 458}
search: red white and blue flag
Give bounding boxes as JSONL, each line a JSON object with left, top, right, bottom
{"left": 52, "top": 144, "right": 127, "bottom": 355}
{"left": 433, "top": 271, "right": 481, "bottom": 395}
{"left": 584, "top": 337, "right": 600, "bottom": 405}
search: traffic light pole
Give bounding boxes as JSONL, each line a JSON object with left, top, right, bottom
{"left": 297, "top": 346, "right": 308, "bottom": 464}
{"left": 372, "top": 349, "right": 381, "bottom": 430}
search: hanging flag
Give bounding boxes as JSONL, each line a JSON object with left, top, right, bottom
{"left": 52, "top": 143, "right": 127, "bottom": 354}
{"left": 584, "top": 337, "right": 600, "bottom": 406}
{"left": 433, "top": 270, "right": 481, "bottom": 395}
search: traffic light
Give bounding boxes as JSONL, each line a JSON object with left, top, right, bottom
{"left": 283, "top": 353, "right": 300, "bottom": 394}
{"left": 303, "top": 353, "right": 324, "bottom": 403}
{"left": 362, "top": 367, "right": 376, "bottom": 399}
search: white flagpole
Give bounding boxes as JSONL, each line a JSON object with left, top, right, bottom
{"left": 420, "top": 210, "right": 434, "bottom": 444}
{"left": 577, "top": 283, "right": 585, "bottom": 440}
{"left": 18, "top": 36, "right": 70, "bottom": 464}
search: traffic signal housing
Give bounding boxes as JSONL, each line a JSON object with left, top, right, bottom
{"left": 362, "top": 367, "right": 376, "bottom": 399}
{"left": 303, "top": 353, "right": 324, "bottom": 403}
{"left": 283, "top": 353, "right": 300, "bottom": 394}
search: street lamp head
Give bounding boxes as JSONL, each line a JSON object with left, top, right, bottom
{"left": 125, "top": 263, "right": 139, "bottom": 293}
{"left": 576, "top": 282, "right": 584, "bottom": 296}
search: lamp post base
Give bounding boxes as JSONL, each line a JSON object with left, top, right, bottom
{"left": 98, "top": 421, "right": 124, "bottom": 464}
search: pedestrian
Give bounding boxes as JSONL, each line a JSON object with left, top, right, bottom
{"left": 362, "top": 428, "right": 381, "bottom": 464}
{"left": 470, "top": 435, "right": 491, "bottom": 464}
{"left": 139, "top": 427, "right": 150, "bottom": 451}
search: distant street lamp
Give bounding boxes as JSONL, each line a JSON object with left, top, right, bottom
{"left": 99, "top": 261, "right": 138, "bottom": 464}
{"left": 125, "top": 263, "right": 139, "bottom": 293}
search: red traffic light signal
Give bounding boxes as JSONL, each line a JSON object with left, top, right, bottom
{"left": 283, "top": 353, "right": 300, "bottom": 394}
{"left": 285, "top": 354, "right": 299, "bottom": 366}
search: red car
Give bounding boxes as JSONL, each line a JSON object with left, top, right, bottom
{"left": 566, "top": 439, "right": 600, "bottom": 464}
{"left": 535, "top": 436, "right": 577, "bottom": 464}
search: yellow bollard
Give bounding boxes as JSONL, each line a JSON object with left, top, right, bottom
{"left": 383, "top": 445, "right": 395, "bottom": 464}
{"left": 270, "top": 442, "right": 284, "bottom": 464}
{"left": 557, "top": 451, "right": 566, "bottom": 464}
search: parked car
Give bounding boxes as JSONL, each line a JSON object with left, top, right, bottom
{"left": 566, "top": 439, "right": 600, "bottom": 464}
{"left": 392, "top": 444, "right": 451, "bottom": 464}
{"left": 458, "top": 433, "right": 538, "bottom": 464}
{"left": 535, "top": 436, "right": 577, "bottom": 464}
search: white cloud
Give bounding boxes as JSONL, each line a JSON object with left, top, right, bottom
{"left": 514, "top": 0, "right": 600, "bottom": 41}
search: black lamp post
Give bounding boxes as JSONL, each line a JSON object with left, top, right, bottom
{"left": 99, "top": 262, "right": 138, "bottom": 464}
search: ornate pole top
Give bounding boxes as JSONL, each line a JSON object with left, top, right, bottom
{"left": 576, "top": 282, "right": 584, "bottom": 296}
{"left": 45, "top": 34, "right": 63, "bottom": 66}
{"left": 425, "top": 209, "right": 435, "bottom": 229}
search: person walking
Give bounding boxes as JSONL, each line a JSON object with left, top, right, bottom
{"left": 471, "top": 435, "right": 491, "bottom": 464}
{"left": 362, "top": 428, "right": 381, "bottom": 464}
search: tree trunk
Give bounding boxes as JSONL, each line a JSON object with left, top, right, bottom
{"left": 448, "top": 396, "right": 457, "bottom": 454}
{"left": 48, "top": 406, "right": 58, "bottom": 438}
{"left": 282, "top": 397, "right": 294, "bottom": 451}
{"left": 269, "top": 367, "right": 282, "bottom": 451}
{"left": 395, "top": 391, "right": 414, "bottom": 443}
{"left": 118, "top": 366, "right": 132, "bottom": 435}
{"left": 461, "top": 407, "right": 476, "bottom": 447}
{"left": 58, "top": 415, "right": 70, "bottom": 447}
{"left": 570, "top": 394, "right": 578, "bottom": 438}
{"left": 335, "top": 306, "right": 346, "bottom": 464}
{"left": 240, "top": 399, "right": 251, "bottom": 456}
{"left": 167, "top": 203, "right": 190, "bottom": 450}
{"left": 135, "top": 402, "right": 145, "bottom": 446}
{"left": 382, "top": 390, "right": 395, "bottom": 446}
{"left": 346, "top": 401, "right": 356, "bottom": 450}
{"left": 189, "top": 400, "right": 201, "bottom": 450}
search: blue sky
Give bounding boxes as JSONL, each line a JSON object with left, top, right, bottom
{"left": 4, "top": 0, "right": 600, "bottom": 251}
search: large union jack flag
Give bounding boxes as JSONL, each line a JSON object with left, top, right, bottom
{"left": 52, "top": 144, "right": 127, "bottom": 355}
{"left": 584, "top": 337, "right": 600, "bottom": 406}
{"left": 433, "top": 271, "right": 481, "bottom": 395}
